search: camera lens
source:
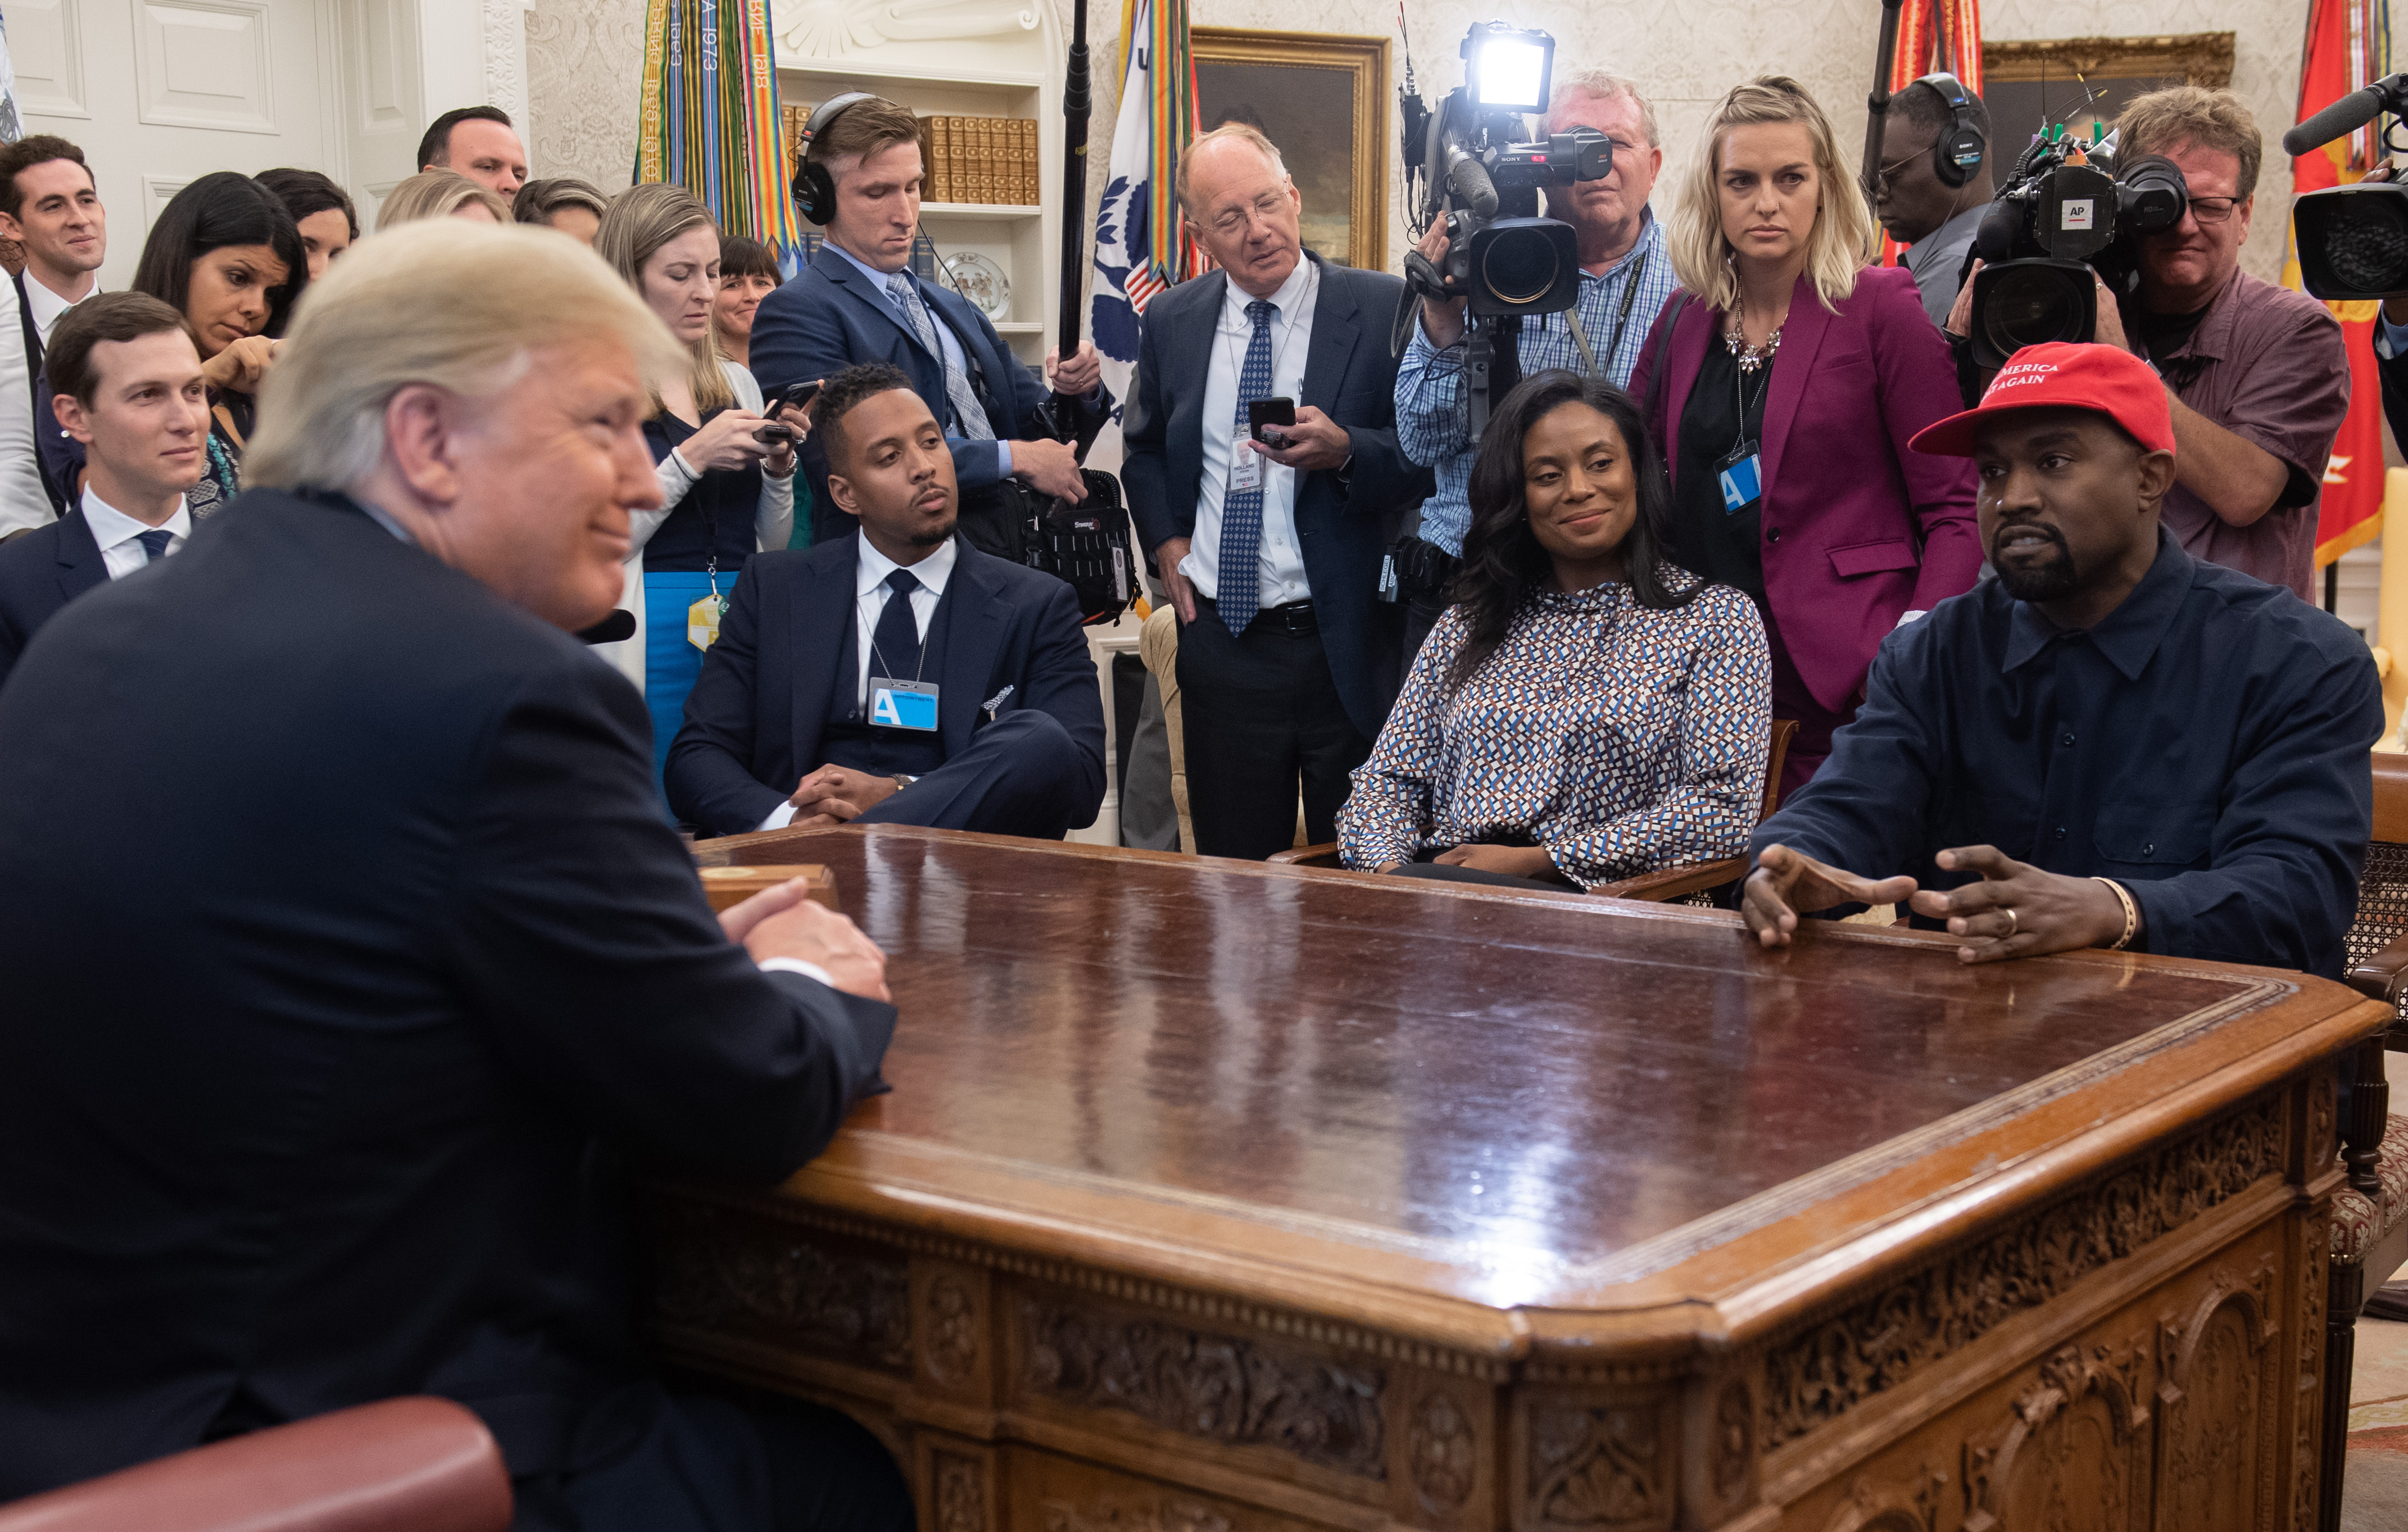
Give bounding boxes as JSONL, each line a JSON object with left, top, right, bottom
{"left": 2326, "top": 194, "right": 2408, "bottom": 295}
{"left": 1983, "top": 264, "right": 2089, "bottom": 355}
{"left": 1480, "top": 226, "right": 1563, "bottom": 307}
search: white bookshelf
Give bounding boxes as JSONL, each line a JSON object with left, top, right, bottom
{"left": 781, "top": 56, "right": 1058, "bottom": 369}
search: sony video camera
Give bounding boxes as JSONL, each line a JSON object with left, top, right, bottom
{"left": 1963, "top": 126, "right": 2188, "bottom": 370}
{"left": 1393, "top": 22, "right": 1611, "bottom": 428}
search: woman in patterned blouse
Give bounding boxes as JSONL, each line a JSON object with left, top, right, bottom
{"left": 1337, "top": 371, "right": 1772, "bottom": 890}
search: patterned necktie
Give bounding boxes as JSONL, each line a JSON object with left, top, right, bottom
{"left": 1216, "top": 298, "right": 1277, "bottom": 634}
{"left": 135, "top": 528, "right": 173, "bottom": 564}
{"left": 870, "top": 568, "right": 924, "bottom": 683}
{"left": 885, "top": 273, "right": 996, "bottom": 443}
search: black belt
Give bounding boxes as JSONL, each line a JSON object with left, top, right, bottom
{"left": 1197, "top": 594, "right": 1317, "bottom": 636}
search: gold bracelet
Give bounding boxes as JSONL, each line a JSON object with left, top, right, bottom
{"left": 2093, "top": 877, "right": 2138, "bottom": 951}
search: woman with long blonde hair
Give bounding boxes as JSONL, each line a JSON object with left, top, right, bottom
{"left": 594, "top": 183, "right": 801, "bottom": 785}
{"left": 1631, "top": 76, "right": 1978, "bottom": 800}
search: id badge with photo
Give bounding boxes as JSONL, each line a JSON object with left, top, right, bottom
{"left": 1229, "top": 431, "right": 1262, "bottom": 494}
{"left": 868, "top": 677, "right": 941, "bottom": 731}
{"left": 1715, "top": 440, "right": 1763, "bottom": 517}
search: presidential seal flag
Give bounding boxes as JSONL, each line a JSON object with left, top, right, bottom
{"left": 1090, "top": 0, "right": 1205, "bottom": 410}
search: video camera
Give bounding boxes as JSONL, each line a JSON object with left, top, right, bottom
{"left": 1393, "top": 22, "right": 1612, "bottom": 430}
{"left": 2285, "top": 72, "right": 2408, "bottom": 300}
{"left": 1962, "top": 124, "right": 2188, "bottom": 370}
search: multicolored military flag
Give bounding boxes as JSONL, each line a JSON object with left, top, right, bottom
{"left": 1876, "top": 0, "right": 1983, "bottom": 266}
{"left": 2288, "top": 0, "right": 2393, "bottom": 567}
{"left": 635, "top": 0, "right": 808, "bottom": 269}
{"left": 1090, "top": 0, "right": 1204, "bottom": 387}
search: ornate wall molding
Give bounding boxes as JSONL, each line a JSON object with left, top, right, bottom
{"left": 1760, "top": 1096, "right": 2284, "bottom": 1452}
{"left": 1983, "top": 31, "right": 2237, "bottom": 88}
{"left": 1018, "top": 1295, "right": 1387, "bottom": 1478}
{"left": 482, "top": 0, "right": 529, "bottom": 119}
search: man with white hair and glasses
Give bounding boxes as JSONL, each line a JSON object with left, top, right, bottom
{"left": 0, "top": 220, "right": 914, "bottom": 1532}
{"left": 1391, "top": 67, "right": 1682, "bottom": 663}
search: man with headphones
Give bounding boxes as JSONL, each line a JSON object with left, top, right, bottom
{"left": 1874, "top": 73, "right": 1993, "bottom": 328}
{"left": 750, "top": 93, "right": 1110, "bottom": 544}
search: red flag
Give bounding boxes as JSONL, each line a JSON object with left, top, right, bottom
{"left": 2289, "top": 0, "right": 2392, "bottom": 567}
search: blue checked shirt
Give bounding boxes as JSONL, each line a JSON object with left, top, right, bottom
{"left": 1394, "top": 210, "right": 1679, "bottom": 555}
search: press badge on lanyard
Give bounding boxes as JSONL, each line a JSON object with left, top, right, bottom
{"left": 1229, "top": 432, "right": 1263, "bottom": 494}
{"left": 1716, "top": 441, "right": 1762, "bottom": 517}
{"left": 869, "top": 678, "right": 941, "bottom": 731}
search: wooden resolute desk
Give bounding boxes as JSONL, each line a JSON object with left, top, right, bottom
{"left": 666, "top": 824, "right": 2387, "bottom": 1531}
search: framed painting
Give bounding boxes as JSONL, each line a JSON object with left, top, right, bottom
{"left": 1192, "top": 29, "right": 1388, "bottom": 270}
{"left": 1980, "top": 32, "right": 2236, "bottom": 156}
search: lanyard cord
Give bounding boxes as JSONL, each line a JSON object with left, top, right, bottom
{"left": 865, "top": 586, "right": 933, "bottom": 686}
{"left": 1733, "top": 350, "right": 1771, "bottom": 455}
{"left": 1222, "top": 259, "right": 1317, "bottom": 403}
{"left": 1594, "top": 249, "right": 1649, "bottom": 379}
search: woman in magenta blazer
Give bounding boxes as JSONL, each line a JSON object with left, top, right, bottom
{"left": 1630, "top": 76, "right": 1979, "bottom": 800}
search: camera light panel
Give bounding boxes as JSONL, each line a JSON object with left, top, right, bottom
{"left": 1466, "top": 26, "right": 1552, "bottom": 115}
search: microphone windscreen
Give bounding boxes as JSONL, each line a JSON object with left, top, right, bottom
{"left": 2284, "top": 85, "right": 2384, "bottom": 157}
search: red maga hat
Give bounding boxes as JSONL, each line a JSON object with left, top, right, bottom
{"left": 1907, "top": 341, "right": 2176, "bottom": 458}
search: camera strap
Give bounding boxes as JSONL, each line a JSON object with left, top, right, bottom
{"left": 1556, "top": 251, "right": 1648, "bottom": 381}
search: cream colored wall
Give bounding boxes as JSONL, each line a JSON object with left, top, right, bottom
{"left": 525, "top": 0, "right": 650, "bottom": 191}
{"left": 518, "top": 0, "right": 2323, "bottom": 279}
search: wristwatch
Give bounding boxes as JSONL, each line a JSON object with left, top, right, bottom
{"left": 892, "top": 774, "right": 918, "bottom": 792}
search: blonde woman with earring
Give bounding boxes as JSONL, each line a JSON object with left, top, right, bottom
{"left": 595, "top": 184, "right": 804, "bottom": 788}
{"left": 1631, "top": 75, "right": 1978, "bottom": 802}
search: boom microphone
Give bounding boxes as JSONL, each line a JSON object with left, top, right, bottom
{"left": 2284, "top": 74, "right": 2408, "bottom": 157}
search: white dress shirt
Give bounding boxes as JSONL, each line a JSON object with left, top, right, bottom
{"left": 1180, "top": 255, "right": 1317, "bottom": 610}
{"left": 754, "top": 532, "right": 958, "bottom": 831}
{"left": 24, "top": 274, "right": 90, "bottom": 346}
{"left": 81, "top": 483, "right": 191, "bottom": 579}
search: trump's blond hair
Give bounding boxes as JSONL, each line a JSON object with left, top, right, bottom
{"left": 244, "top": 218, "right": 684, "bottom": 493}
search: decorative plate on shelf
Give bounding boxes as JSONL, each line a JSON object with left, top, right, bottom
{"left": 942, "top": 252, "right": 1012, "bottom": 321}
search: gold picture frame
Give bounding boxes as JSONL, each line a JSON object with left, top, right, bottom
{"left": 1983, "top": 31, "right": 2236, "bottom": 87}
{"left": 1979, "top": 33, "right": 2235, "bottom": 158}
{"left": 1192, "top": 28, "right": 1389, "bottom": 270}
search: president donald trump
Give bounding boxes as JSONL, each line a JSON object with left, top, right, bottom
{"left": 0, "top": 220, "right": 914, "bottom": 1532}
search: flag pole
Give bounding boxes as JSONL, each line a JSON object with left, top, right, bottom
{"left": 1056, "top": 0, "right": 1092, "bottom": 406}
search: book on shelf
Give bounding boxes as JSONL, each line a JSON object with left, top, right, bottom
{"left": 790, "top": 106, "right": 1040, "bottom": 207}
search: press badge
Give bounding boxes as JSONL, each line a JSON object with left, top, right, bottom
{"left": 1229, "top": 432, "right": 1263, "bottom": 493}
{"left": 868, "top": 677, "right": 941, "bottom": 731}
{"left": 1716, "top": 440, "right": 1763, "bottom": 516}
{"left": 687, "top": 592, "right": 726, "bottom": 651}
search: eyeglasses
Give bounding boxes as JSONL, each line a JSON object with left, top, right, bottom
{"left": 2186, "top": 195, "right": 2242, "bottom": 224}
{"left": 1203, "top": 192, "right": 1287, "bottom": 237}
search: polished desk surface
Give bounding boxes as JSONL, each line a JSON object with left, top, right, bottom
{"left": 695, "top": 824, "right": 2382, "bottom": 1359}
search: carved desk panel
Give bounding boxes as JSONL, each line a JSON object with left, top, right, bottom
{"left": 657, "top": 826, "right": 2386, "bottom": 1530}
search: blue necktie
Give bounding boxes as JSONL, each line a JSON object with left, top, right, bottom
{"left": 885, "top": 273, "right": 996, "bottom": 443}
{"left": 1216, "top": 298, "right": 1276, "bottom": 634}
{"left": 870, "top": 569, "right": 923, "bottom": 684}
{"left": 135, "top": 528, "right": 173, "bottom": 564}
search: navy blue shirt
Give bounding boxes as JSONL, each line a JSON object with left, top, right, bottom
{"left": 1749, "top": 529, "right": 2382, "bottom": 977}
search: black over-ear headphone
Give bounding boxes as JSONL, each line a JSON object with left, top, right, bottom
{"left": 1916, "top": 72, "right": 1985, "bottom": 188}
{"left": 793, "top": 91, "right": 876, "bottom": 225}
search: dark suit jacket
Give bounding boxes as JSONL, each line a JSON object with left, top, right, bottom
{"left": 748, "top": 245, "right": 1110, "bottom": 542}
{"left": 0, "top": 488, "right": 895, "bottom": 1495}
{"left": 1119, "top": 253, "right": 1430, "bottom": 741}
{"left": 1629, "top": 265, "right": 1981, "bottom": 716}
{"left": 665, "top": 532, "right": 1107, "bottom": 837}
{"left": 0, "top": 505, "right": 103, "bottom": 690}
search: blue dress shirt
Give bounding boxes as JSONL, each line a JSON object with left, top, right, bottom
{"left": 822, "top": 240, "right": 1012, "bottom": 482}
{"left": 1749, "top": 528, "right": 2383, "bottom": 977}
